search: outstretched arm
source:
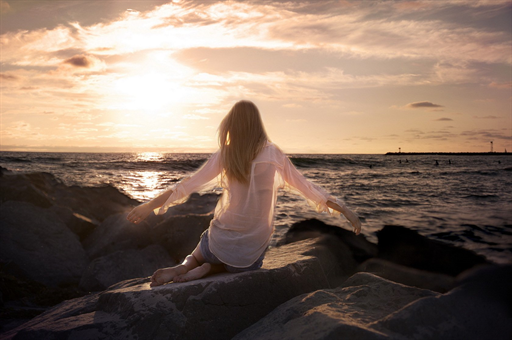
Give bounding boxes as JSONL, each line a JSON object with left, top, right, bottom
{"left": 326, "top": 199, "right": 361, "bottom": 235}
{"left": 281, "top": 155, "right": 362, "bottom": 235}
{"left": 127, "top": 151, "right": 222, "bottom": 224}
{"left": 127, "top": 188, "right": 174, "bottom": 224}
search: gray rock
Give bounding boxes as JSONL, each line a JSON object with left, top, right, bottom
{"left": 358, "top": 258, "right": 456, "bottom": 293}
{"left": 280, "top": 218, "right": 378, "bottom": 263}
{"left": 374, "top": 264, "right": 512, "bottom": 340}
{"left": 235, "top": 266, "right": 512, "bottom": 340}
{"left": 162, "top": 192, "right": 219, "bottom": 217}
{"left": 2, "top": 238, "right": 338, "bottom": 340}
{"left": 49, "top": 205, "right": 98, "bottom": 242}
{"left": 0, "top": 172, "right": 52, "bottom": 208}
{"left": 377, "top": 225, "right": 488, "bottom": 276}
{"left": 79, "top": 245, "right": 175, "bottom": 291}
{"left": 0, "top": 201, "right": 88, "bottom": 287}
{"left": 82, "top": 212, "right": 153, "bottom": 260}
{"left": 150, "top": 213, "right": 213, "bottom": 262}
{"left": 0, "top": 170, "right": 139, "bottom": 222}
{"left": 234, "top": 272, "right": 437, "bottom": 340}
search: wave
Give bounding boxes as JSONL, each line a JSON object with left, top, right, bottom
{"left": 289, "top": 157, "right": 357, "bottom": 168}
{"left": 464, "top": 194, "right": 499, "bottom": 199}
{"left": 0, "top": 156, "right": 32, "bottom": 163}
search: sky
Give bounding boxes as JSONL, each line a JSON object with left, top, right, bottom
{"left": 0, "top": 0, "right": 511, "bottom": 154}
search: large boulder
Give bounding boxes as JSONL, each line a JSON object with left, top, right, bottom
{"left": 162, "top": 192, "right": 219, "bottom": 217}
{"left": 0, "top": 201, "right": 88, "bottom": 287}
{"left": 2, "top": 238, "right": 340, "bottom": 340}
{"left": 0, "top": 172, "right": 53, "bottom": 208}
{"left": 79, "top": 245, "right": 175, "bottom": 292}
{"left": 82, "top": 212, "right": 153, "bottom": 260}
{"left": 234, "top": 265, "right": 512, "bottom": 340}
{"left": 358, "top": 258, "right": 456, "bottom": 293}
{"left": 279, "top": 218, "right": 377, "bottom": 263}
{"left": 150, "top": 214, "right": 213, "bottom": 262}
{"left": 49, "top": 205, "right": 98, "bottom": 242}
{"left": 377, "top": 225, "right": 489, "bottom": 276}
{"left": 0, "top": 170, "right": 139, "bottom": 222}
{"left": 234, "top": 272, "right": 437, "bottom": 340}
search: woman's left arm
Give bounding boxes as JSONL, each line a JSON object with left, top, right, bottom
{"left": 127, "top": 188, "right": 174, "bottom": 224}
{"left": 127, "top": 151, "right": 222, "bottom": 223}
{"left": 326, "top": 199, "right": 361, "bottom": 235}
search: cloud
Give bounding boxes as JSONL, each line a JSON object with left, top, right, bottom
{"left": 489, "top": 82, "right": 512, "bottom": 89}
{"left": 405, "top": 101, "right": 444, "bottom": 109}
{"left": 283, "top": 103, "right": 302, "bottom": 108}
{"left": 461, "top": 129, "right": 512, "bottom": 141}
{"left": 63, "top": 55, "right": 93, "bottom": 68}
{"left": 0, "top": 0, "right": 10, "bottom": 14}
{"left": 473, "top": 115, "right": 501, "bottom": 119}
{"left": 182, "top": 114, "right": 209, "bottom": 120}
{"left": 0, "top": 73, "right": 18, "bottom": 80}
{"left": 435, "top": 118, "right": 453, "bottom": 121}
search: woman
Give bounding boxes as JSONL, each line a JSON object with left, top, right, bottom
{"left": 127, "top": 100, "right": 361, "bottom": 286}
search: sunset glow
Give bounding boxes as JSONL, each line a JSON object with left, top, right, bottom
{"left": 1, "top": 0, "right": 511, "bottom": 153}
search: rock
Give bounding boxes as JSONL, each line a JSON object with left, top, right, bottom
{"left": 0, "top": 201, "right": 88, "bottom": 287}
{"left": 79, "top": 245, "right": 175, "bottom": 292}
{"left": 150, "top": 214, "right": 213, "bottom": 262}
{"left": 358, "top": 258, "right": 456, "bottom": 293}
{"left": 455, "top": 264, "right": 512, "bottom": 311}
{"left": 0, "top": 171, "right": 139, "bottom": 222}
{"left": 162, "top": 192, "right": 219, "bottom": 217}
{"left": 49, "top": 205, "right": 98, "bottom": 242}
{"left": 234, "top": 272, "right": 437, "bottom": 340}
{"left": 2, "top": 238, "right": 340, "bottom": 340}
{"left": 374, "top": 264, "right": 512, "bottom": 340}
{"left": 377, "top": 225, "right": 488, "bottom": 276}
{"left": 280, "top": 218, "right": 378, "bottom": 262}
{"left": 0, "top": 172, "right": 52, "bottom": 208}
{"left": 234, "top": 266, "right": 512, "bottom": 340}
{"left": 82, "top": 212, "right": 153, "bottom": 260}
{"left": 51, "top": 183, "right": 139, "bottom": 222}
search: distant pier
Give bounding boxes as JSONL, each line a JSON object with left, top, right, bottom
{"left": 386, "top": 152, "right": 510, "bottom": 156}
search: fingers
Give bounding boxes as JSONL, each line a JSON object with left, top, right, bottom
{"left": 127, "top": 209, "right": 141, "bottom": 224}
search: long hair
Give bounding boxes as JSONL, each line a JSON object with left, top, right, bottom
{"left": 218, "top": 100, "right": 268, "bottom": 184}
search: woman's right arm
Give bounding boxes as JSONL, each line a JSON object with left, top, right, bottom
{"left": 281, "top": 153, "right": 362, "bottom": 235}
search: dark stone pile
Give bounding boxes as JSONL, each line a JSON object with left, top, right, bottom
{"left": 1, "top": 167, "right": 510, "bottom": 339}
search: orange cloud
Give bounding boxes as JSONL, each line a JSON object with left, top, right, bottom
{"left": 489, "top": 82, "right": 512, "bottom": 89}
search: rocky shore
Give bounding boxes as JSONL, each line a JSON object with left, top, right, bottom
{"left": 1, "top": 167, "right": 511, "bottom": 339}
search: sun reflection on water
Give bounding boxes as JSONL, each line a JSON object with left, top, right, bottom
{"left": 137, "top": 152, "right": 164, "bottom": 162}
{"left": 122, "top": 152, "right": 169, "bottom": 201}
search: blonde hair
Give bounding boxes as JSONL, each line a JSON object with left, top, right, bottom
{"left": 218, "top": 100, "right": 268, "bottom": 184}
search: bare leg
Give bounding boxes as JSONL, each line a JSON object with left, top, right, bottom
{"left": 150, "top": 264, "right": 188, "bottom": 287}
{"left": 174, "top": 263, "right": 225, "bottom": 283}
{"left": 150, "top": 243, "right": 205, "bottom": 287}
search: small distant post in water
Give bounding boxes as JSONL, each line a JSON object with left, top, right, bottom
{"left": 399, "top": 147, "right": 401, "bottom": 153}
{"left": 490, "top": 141, "right": 493, "bottom": 153}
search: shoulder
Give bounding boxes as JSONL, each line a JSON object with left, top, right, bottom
{"left": 254, "top": 141, "right": 287, "bottom": 166}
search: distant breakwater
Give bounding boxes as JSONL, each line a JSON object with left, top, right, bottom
{"left": 386, "top": 152, "right": 511, "bottom": 156}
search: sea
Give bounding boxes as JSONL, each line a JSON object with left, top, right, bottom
{"left": 1, "top": 151, "right": 511, "bottom": 264}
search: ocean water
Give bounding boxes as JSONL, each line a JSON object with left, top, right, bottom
{"left": 1, "top": 151, "right": 511, "bottom": 264}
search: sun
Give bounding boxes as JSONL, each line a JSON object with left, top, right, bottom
{"left": 111, "top": 72, "right": 192, "bottom": 112}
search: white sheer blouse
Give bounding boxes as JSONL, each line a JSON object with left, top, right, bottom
{"left": 155, "top": 142, "right": 342, "bottom": 267}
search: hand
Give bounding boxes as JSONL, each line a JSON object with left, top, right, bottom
{"left": 342, "top": 208, "right": 361, "bottom": 235}
{"left": 127, "top": 203, "right": 153, "bottom": 224}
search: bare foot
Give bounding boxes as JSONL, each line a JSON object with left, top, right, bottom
{"left": 174, "top": 263, "right": 212, "bottom": 283}
{"left": 150, "top": 265, "right": 187, "bottom": 287}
